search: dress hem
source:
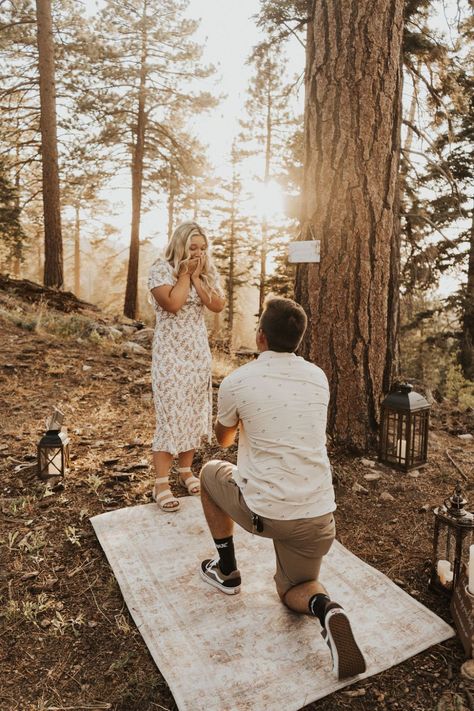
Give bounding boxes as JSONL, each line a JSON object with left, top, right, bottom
{"left": 151, "top": 434, "right": 211, "bottom": 456}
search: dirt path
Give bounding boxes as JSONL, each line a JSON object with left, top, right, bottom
{"left": 0, "top": 317, "right": 472, "bottom": 711}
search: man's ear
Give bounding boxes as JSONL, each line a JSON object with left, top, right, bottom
{"left": 257, "top": 327, "right": 268, "bottom": 349}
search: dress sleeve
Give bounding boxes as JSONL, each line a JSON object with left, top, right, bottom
{"left": 148, "top": 260, "right": 173, "bottom": 290}
{"left": 217, "top": 376, "right": 239, "bottom": 427}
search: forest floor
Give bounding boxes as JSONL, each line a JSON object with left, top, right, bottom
{"left": 0, "top": 279, "right": 473, "bottom": 711}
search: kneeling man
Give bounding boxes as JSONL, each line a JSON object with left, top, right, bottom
{"left": 199, "top": 297, "right": 366, "bottom": 681}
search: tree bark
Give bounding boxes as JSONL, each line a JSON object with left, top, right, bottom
{"left": 460, "top": 203, "right": 474, "bottom": 380}
{"left": 124, "top": 0, "right": 148, "bottom": 319}
{"left": 35, "top": 0, "right": 63, "bottom": 288}
{"left": 295, "top": 0, "right": 404, "bottom": 450}
{"left": 74, "top": 202, "right": 81, "bottom": 297}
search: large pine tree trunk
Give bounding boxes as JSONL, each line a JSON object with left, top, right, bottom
{"left": 295, "top": 1, "right": 403, "bottom": 450}
{"left": 124, "top": 2, "right": 147, "bottom": 319}
{"left": 35, "top": 0, "right": 63, "bottom": 288}
{"left": 460, "top": 205, "right": 474, "bottom": 380}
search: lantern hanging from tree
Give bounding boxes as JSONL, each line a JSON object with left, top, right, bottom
{"left": 37, "top": 409, "right": 70, "bottom": 479}
{"left": 431, "top": 483, "right": 474, "bottom": 595}
{"left": 379, "top": 383, "right": 430, "bottom": 471}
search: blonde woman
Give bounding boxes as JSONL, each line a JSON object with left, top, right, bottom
{"left": 148, "top": 222, "right": 225, "bottom": 511}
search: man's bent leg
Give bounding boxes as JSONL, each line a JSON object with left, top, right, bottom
{"left": 199, "top": 461, "right": 244, "bottom": 595}
{"left": 282, "top": 580, "right": 328, "bottom": 612}
{"left": 273, "top": 514, "right": 365, "bottom": 681}
{"left": 200, "top": 465, "right": 234, "bottom": 539}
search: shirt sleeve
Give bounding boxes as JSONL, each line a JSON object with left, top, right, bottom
{"left": 148, "top": 260, "right": 173, "bottom": 290}
{"left": 217, "top": 377, "right": 239, "bottom": 427}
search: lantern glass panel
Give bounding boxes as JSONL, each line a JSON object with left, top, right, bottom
{"left": 381, "top": 409, "right": 409, "bottom": 467}
{"left": 39, "top": 446, "right": 64, "bottom": 476}
{"left": 411, "top": 411, "right": 429, "bottom": 468}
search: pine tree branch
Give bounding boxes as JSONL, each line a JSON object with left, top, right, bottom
{"left": 404, "top": 211, "right": 458, "bottom": 244}
{"left": 401, "top": 146, "right": 463, "bottom": 212}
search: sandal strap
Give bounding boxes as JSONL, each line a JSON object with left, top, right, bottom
{"left": 177, "top": 467, "right": 192, "bottom": 473}
{"left": 154, "top": 490, "right": 180, "bottom": 510}
{"left": 154, "top": 488, "right": 175, "bottom": 501}
{"left": 155, "top": 476, "right": 171, "bottom": 484}
{"left": 180, "top": 473, "right": 200, "bottom": 493}
{"left": 183, "top": 474, "right": 200, "bottom": 484}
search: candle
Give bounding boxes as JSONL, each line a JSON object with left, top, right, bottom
{"left": 469, "top": 545, "right": 474, "bottom": 595}
{"left": 437, "top": 559, "right": 451, "bottom": 585}
{"left": 397, "top": 438, "right": 406, "bottom": 459}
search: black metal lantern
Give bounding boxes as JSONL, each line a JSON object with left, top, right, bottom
{"left": 38, "top": 409, "right": 70, "bottom": 479}
{"left": 430, "top": 483, "right": 474, "bottom": 595}
{"left": 379, "top": 383, "right": 430, "bottom": 471}
{"left": 38, "top": 429, "right": 70, "bottom": 479}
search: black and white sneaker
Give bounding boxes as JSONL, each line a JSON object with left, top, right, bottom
{"left": 321, "top": 603, "right": 366, "bottom": 680}
{"left": 200, "top": 558, "right": 241, "bottom": 595}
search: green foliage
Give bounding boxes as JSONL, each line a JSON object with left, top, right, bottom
{"left": 442, "top": 363, "right": 474, "bottom": 408}
{"left": 0, "top": 301, "right": 105, "bottom": 342}
{"left": 0, "top": 162, "right": 25, "bottom": 268}
{"left": 400, "top": 0, "right": 473, "bottom": 380}
{"left": 400, "top": 292, "right": 474, "bottom": 408}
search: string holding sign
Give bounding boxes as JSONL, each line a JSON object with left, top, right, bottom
{"left": 287, "top": 223, "right": 320, "bottom": 264}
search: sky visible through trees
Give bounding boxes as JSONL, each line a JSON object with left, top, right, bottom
{"left": 81, "top": 0, "right": 302, "bottom": 253}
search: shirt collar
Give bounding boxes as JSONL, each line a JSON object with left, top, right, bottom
{"left": 257, "top": 350, "right": 297, "bottom": 361}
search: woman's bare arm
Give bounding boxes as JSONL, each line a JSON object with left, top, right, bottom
{"left": 192, "top": 275, "right": 225, "bottom": 313}
{"left": 151, "top": 272, "right": 192, "bottom": 314}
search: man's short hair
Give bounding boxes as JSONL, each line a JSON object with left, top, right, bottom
{"left": 259, "top": 297, "right": 308, "bottom": 353}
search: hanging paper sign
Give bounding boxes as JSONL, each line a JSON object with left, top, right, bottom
{"left": 288, "top": 240, "right": 320, "bottom": 264}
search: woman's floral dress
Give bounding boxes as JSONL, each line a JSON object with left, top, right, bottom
{"left": 148, "top": 258, "right": 212, "bottom": 454}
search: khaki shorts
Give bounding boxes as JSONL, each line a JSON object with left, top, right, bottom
{"left": 200, "top": 460, "right": 336, "bottom": 597}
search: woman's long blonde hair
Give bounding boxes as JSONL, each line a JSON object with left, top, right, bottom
{"left": 164, "top": 222, "right": 222, "bottom": 295}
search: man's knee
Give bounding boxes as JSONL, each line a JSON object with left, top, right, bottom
{"left": 200, "top": 459, "right": 227, "bottom": 490}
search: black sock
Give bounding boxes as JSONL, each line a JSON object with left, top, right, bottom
{"left": 214, "top": 536, "right": 237, "bottom": 575}
{"left": 308, "top": 593, "right": 331, "bottom": 626}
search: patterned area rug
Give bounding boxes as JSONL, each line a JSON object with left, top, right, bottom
{"left": 91, "top": 499, "right": 453, "bottom": 711}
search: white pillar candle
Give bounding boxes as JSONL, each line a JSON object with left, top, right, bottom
{"left": 469, "top": 545, "right": 474, "bottom": 595}
{"left": 397, "top": 439, "right": 406, "bottom": 459}
{"left": 437, "top": 559, "right": 451, "bottom": 585}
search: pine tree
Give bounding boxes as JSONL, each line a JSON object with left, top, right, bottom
{"left": 35, "top": 0, "right": 63, "bottom": 287}
{"left": 240, "top": 48, "right": 298, "bottom": 315}
{"left": 79, "top": 0, "right": 215, "bottom": 318}
{"left": 399, "top": 2, "right": 473, "bottom": 380}
{"left": 294, "top": 1, "right": 404, "bottom": 449}
{"left": 212, "top": 143, "right": 255, "bottom": 346}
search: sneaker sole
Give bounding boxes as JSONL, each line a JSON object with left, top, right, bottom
{"left": 325, "top": 611, "right": 366, "bottom": 680}
{"left": 199, "top": 567, "right": 241, "bottom": 595}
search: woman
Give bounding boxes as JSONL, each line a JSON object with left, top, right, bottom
{"left": 148, "top": 222, "right": 225, "bottom": 511}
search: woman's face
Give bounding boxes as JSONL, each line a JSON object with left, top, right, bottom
{"left": 188, "top": 234, "right": 207, "bottom": 259}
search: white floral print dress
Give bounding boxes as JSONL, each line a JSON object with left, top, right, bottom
{"left": 148, "top": 258, "right": 212, "bottom": 454}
